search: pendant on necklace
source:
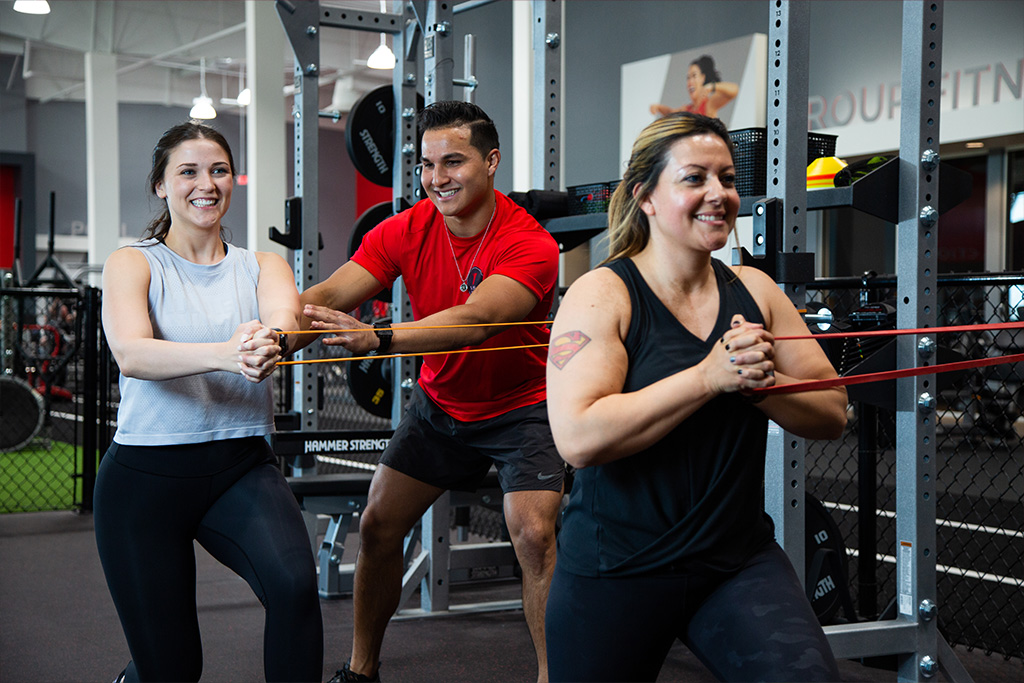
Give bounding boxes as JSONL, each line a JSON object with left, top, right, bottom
{"left": 460, "top": 282, "right": 468, "bottom": 293}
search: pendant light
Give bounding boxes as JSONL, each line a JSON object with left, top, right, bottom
{"left": 13, "top": 1, "right": 51, "bottom": 15}
{"left": 366, "top": 1, "right": 396, "bottom": 70}
{"left": 189, "top": 57, "right": 217, "bottom": 120}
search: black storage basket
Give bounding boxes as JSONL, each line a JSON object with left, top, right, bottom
{"left": 568, "top": 181, "right": 618, "bottom": 215}
{"left": 728, "top": 128, "right": 838, "bottom": 197}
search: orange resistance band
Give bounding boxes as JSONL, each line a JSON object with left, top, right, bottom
{"left": 276, "top": 320, "right": 1023, "bottom": 395}
{"left": 277, "top": 343, "right": 550, "bottom": 366}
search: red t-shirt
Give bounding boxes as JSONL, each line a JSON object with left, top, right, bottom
{"left": 351, "top": 190, "right": 559, "bottom": 421}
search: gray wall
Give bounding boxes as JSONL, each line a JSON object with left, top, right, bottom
{"left": 451, "top": 0, "right": 515, "bottom": 192}
{"left": 3, "top": 1, "right": 1022, "bottom": 279}
{"left": 9, "top": 95, "right": 353, "bottom": 275}
{"left": 23, "top": 101, "right": 242, "bottom": 245}
{"left": 0, "top": 54, "right": 29, "bottom": 153}
{"left": 562, "top": 1, "right": 768, "bottom": 186}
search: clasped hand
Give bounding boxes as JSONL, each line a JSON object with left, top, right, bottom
{"left": 234, "top": 321, "right": 286, "bottom": 383}
{"left": 701, "top": 314, "right": 776, "bottom": 396}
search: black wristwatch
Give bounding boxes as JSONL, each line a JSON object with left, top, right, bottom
{"left": 373, "top": 321, "right": 393, "bottom": 354}
{"left": 272, "top": 328, "right": 289, "bottom": 357}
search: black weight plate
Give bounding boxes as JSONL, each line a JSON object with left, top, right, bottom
{"left": 345, "top": 86, "right": 424, "bottom": 187}
{"left": 349, "top": 202, "right": 394, "bottom": 303}
{"left": 346, "top": 329, "right": 393, "bottom": 420}
{"left": 345, "top": 86, "right": 395, "bottom": 186}
{"left": 0, "top": 376, "right": 44, "bottom": 451}
{"left": 804, "top": 492, "right": 849, "bottom": 624}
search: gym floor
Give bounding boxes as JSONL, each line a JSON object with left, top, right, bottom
{"left": 2, "top": 510, "right": 1021, "bottom": 682}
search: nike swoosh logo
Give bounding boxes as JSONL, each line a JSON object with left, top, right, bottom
{"left": 537, "top": 472, "right": 559, "bottom": 480}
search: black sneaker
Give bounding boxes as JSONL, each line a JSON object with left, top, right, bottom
{"left": 327, "top": 661, "right": 381, "bottom": 682}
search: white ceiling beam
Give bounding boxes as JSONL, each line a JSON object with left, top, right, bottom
{"left": 39, "top": 21, "right": 245, "bottom": 103}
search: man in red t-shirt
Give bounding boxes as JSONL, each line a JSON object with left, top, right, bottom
{"left": 298, "top": 101, "right": 563, "bottom": 683}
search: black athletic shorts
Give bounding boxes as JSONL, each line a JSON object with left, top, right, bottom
{"left": 380, "top": 385, "right": 564, "bottom": 494}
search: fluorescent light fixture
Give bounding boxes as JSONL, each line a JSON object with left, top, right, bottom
{"left": 14, "top": 1, "right": 51, "bottom": 15}
{"left": 367, "top": 34, "right": 396, "bottom": 70}
{"left": 189, "top": 57, "right": 217, "bottom": 119}
{"left": 965, "top": 141, "right": 985, "bottom": 149}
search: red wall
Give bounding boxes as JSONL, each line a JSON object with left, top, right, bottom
{"left": 355, "top": 171, "right": 393, "bottom": 219}
{"left": 0, "top": 166, "right": 16, "bottom": 270}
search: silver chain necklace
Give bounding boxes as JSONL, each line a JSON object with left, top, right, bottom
{"left": 444, "top": 206, "right": 496, "bottom": 293}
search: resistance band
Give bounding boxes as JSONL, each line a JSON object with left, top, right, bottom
{"left": 277, "top": 343, "right": 549, "bottom": 366}
{"left": 276, "top": 320, "right": 1023, "bottom": 395}
{"left": 277, "top": 320, "right": 550, "bottom": 336}
{"left": 751, "top": 352, "right": 1024, "bottom": 397}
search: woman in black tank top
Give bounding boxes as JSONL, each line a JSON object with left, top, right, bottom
{"left": 544, "top": 113, "right": 847, "bottom": 682}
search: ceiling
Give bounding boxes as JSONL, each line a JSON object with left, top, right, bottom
{"left": 0, "top": 0, "right": 395, "bottom": 120}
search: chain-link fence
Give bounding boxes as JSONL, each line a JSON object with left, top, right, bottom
{"left": 1, "top": 286, "right": 87, "bottom": 513}
{"left": 806, "top": 272, "right": 1024, "bottom": 660}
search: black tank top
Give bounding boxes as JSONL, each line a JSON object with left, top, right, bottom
{"left": 557, "top": 258, "right": 775, "bottom": 577}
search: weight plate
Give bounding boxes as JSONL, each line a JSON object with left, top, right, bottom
{"left": 805, "top": 492, "right": 849, "bottom": 624}
{"left": 345, "top": 86, "right": 424, "bottom": 187}
{"left": 0, "top": 376, "right": 44, "bottom": 451}
{"left": 346, "top": 325, "right": 393, "bottom": 420}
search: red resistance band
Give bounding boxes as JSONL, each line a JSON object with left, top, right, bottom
{"left": 776, "top": 320, "right": 1024, "bottom": 341}
{"left": 753, "top": 352, "right": 1024, "bottom": 397}
{"left": 752, "top": 320, "right": 1024, "bottom": 395}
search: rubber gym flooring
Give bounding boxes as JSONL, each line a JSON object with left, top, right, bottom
{"left": 2, "top": 510, "right": 1021, "bottom": 682}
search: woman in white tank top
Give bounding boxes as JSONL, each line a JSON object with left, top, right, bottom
{"left": 94, "top": 121, "right": 322, "bottom": 682}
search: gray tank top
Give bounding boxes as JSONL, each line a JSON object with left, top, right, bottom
{"left": 113, "top": 239, "right": 275, "bottom": 445}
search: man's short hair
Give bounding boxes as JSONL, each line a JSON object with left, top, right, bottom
{"left": 417, "top": 101, "right": 499, "bottom": 158}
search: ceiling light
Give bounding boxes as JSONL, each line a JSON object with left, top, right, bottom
{"left": 965, "top": 141, "right": 984, "bottom": 149}
{"left": 367, "top": 1, "right": 396, "bottom": 70}
{"left": 190, "top": 95, "right": 217, "bottom": 119}
{"left": 13, "top": 1, "right": 51, "bottom": 15}
{"left": 367, "top": 34, "right": 396, "bottom": 70}
{"left": 219, "top": 65, "right": 250, "bottom": 108}
{"left": 189, "top": 57, "right": 217, "bottom": 119}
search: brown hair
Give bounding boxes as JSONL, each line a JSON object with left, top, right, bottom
{"left": 142, "top": 120, "right": 236, "bottom": 242}
{"left": 603, "top": 112, "right": 734, "bottom": 264}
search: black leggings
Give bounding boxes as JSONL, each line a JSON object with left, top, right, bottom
{"left": 545, "top": 542, "right": 840, "bottom": 682}
{"left": 94, "top": 437, "right": 323, "bottom": 682}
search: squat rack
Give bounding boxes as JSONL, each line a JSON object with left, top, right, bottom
{"left": 275, "top": 0, "right": 562, "bottom": 616}
{"left": 764, "top": 2, "right": 968, "bottom": 681}
{"left": 276, "top": 1, "right": 972, "bottom": 677}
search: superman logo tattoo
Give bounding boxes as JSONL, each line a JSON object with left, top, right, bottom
{"left": 548, "top": 330, "right": 591, "bottom": 370}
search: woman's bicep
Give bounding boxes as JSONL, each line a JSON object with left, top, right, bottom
{"left": 101, "top": 249, "right": 155, "bottom": 356}
{"left": 546, "top": 273, "right": 629, "bottom": 426}
{"left": 256, "top": 251, "right": 300, "bottom": 328}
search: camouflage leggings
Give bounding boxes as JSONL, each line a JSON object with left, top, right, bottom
{"left": 546, "top": 541, "right": 840, "bottom": 682}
